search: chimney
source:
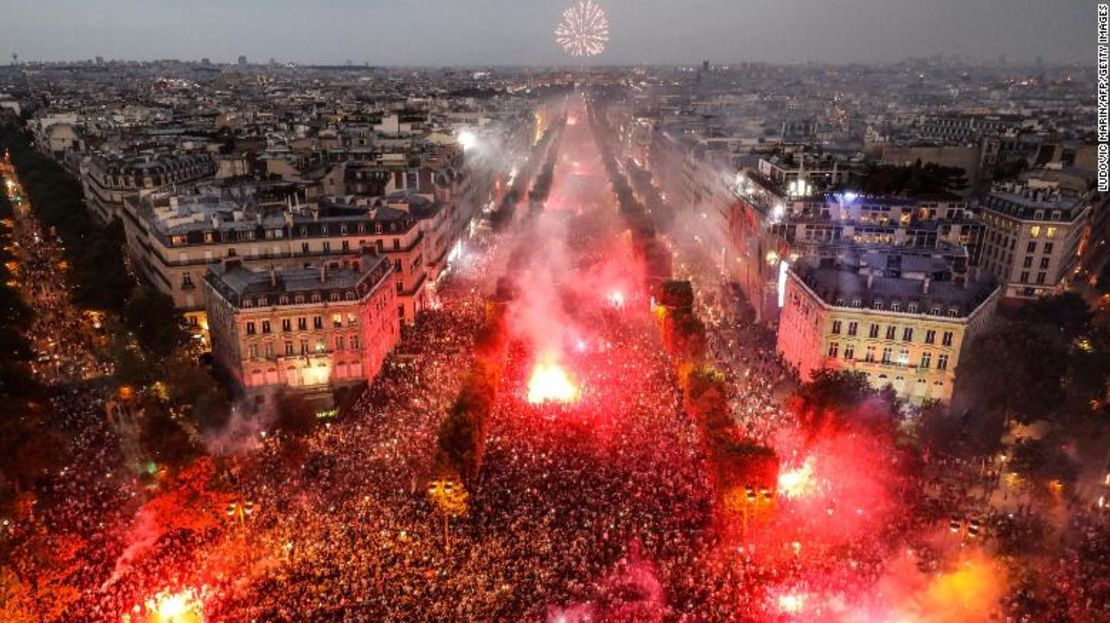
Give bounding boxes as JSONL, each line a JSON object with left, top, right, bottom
{"left": 319, "top": 263, "right": 327, "bottom": 283}
{"left": 269, "top": 265, "right": 277, "bottom": 287}
{"left": 922, "top": 276, "right": 931, "bottom": 294}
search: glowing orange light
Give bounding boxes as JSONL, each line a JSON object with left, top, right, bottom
{"left": 527, "top": 353, "right": 579, "bottom": 404}
{"left": 777, "top": 456, "right": 817, "bottom": 499}
{"left": 777, "top": 592, "right": 806, "bottom": 614}
{"left": 139, "top": 588, "right": 204, "bottom": 623}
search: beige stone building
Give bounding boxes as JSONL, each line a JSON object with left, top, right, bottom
{"left": 204, "top": 251, "right": 399, "bottom": 398}
{"left": 777, "top": 251, "right": 999, "bottom": 405}
{"left": 980, "top": 182, "right": 1091, "bottom": 300}
{"left": 122, "top": 186, "right": 436, "bottom": 336}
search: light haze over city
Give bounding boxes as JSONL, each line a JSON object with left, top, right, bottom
{"left": 0, "top": 0, "right": 1091, "bottom": 65}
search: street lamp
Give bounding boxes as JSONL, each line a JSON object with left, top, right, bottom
{"left": 427, "top": 479, "right": 468, "bottom": 554}
{"left": 226, "top": 499, "right": 255, "bottom": 526}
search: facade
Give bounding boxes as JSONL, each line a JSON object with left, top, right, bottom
{"left": 82, "top": 152, "right": 216, "bottom": 222}
{"left": 777, "top": 252, "right": 999, "bottom": 405}
{"left": 121, "top": 186, "right": 435, "bottom": 334}
{"left": 980, "top": 182, "right": 1091, "bottom": 299}
{"left": 204, "top": 251, "right": 399, "bottom": 397}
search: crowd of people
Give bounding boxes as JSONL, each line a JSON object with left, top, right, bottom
{"left": 2, "top": 162, "right": 111, "bottom": 384}
{"left": 3, "top": 99, "right": 1108, "bottom": 622}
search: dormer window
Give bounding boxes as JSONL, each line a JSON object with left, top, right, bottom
{"left": 329, "top": 292, "right": 340, "bottom": 302}
{"left": 907, "top": 302, "right": 918, "bottom": 313}
{"left": 311, "top": 294, "right": 321, "bottom": 303}
{"left": 873, "top": 300, "right": 884, "bottom": 310}
{"left": 890, "top": 301, "right": 901, "bottom": 312}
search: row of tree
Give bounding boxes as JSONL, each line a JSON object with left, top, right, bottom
{"left": 489, "top": 117, "right": 564, "bottom": 229}
{"left": 433, "top": 287, "right": 511, "bottom": 482}
{"left": 588, "top": 100, "right": 780, "bottom": 527}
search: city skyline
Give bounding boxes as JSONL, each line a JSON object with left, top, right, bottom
{"left": 0, "top": 0, "right": 1093, "bottom": 66}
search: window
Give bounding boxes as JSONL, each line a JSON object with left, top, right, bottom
{"left": 335, "top": 335, "right": 345, "bottom": 351}
{"left": 332, "top": 313, "right": 343, "bottom": 328}
{"left": 246, "top": 321, "right": 256, "bottom": 335}
{"left": 261, "top": 320, "right": 271, "bottom": 334}
{"left": 937, "top": 354, "right": 949, "bottom": 371}
{"left": 1030, "top": 226, "right": 1041, "bottom": 238}
{"left": 1039, "top": 257, "right": 1049, "bottom": 269}
{"left": 315, "top": 340, "right": 326, "bottom": 353}
{"left": 1023, "top": 256, "right": 1033, "bottom": 268}
{"left": 831, "top": 320, "right": 842, "bottom": 335}
{"left": 920, "top": 352, "right": 932, "bottom": 369}
{"left": 1043, "top": 242, "right": 1054, "bottom": 254}
{"left": 313, "top": 316, "right": 323, "bottom": 330}
{"left": 284, "top": 341, "right": 294, "bottom": 356}
{"left": 907, "top": 302, "right": 918, "bottom": 314}
{"left": 847, "top": 321, "right": 858, "bottom": 337}
{"left": 865, "top": 346, "right": 876, "bottom": 362}
{"left": 881, "top": 347, "right": 893, "bottom": 364}
{"left": 873, "top": 300, "right": 884, "bottom": 310}
{"left": 1026, "top": 241, "right": 1037, "bottom": 253}
{"left": 301, "top": 242, "right": 310, "bottom": 254}
{"left": 902, "top": 327, "right": 913, "bottom": 342}
{"left": 297, "top": 317, "right": 307, "bottom": 331}
{"left": 1036, "top": 272, "right": 1046, "bottom": 285}
{"left": 300, "top": 340, "right": 309, "bottom": 355}
{"left": 827, "top": 342, "right": 839, "bottom": 358}
{"left": 264, "top": 342, "right": 274, "bottom": 358}
{"left": 885, "top": 325, "right": 896, "bottom": 340}
{"left": 248, "top": 344, "right": 259, "bottom": 359}
{"left": 869, "top": 324, "right": 880, "bottom": 339}
{"left": 282, "top": 318, "right": 291, "bottom": 332}
{"left": 844, "top": 344, "right": 855, "bottom": 360}
{"left": 1020, "top": 271, "right": 1029, "bottom": 283}
{"left": 350, "top": 334, "right": 360, "bottom": 350}
{"left": 890, "top": 301, "right": 901, "bottom": 312}
{"left": 898, "top": 347, "right": 910, "bottom": 365}
{"left": 347, "top": 313, "right": 358, "bottom": 327}
{"left": 925, "top": 329, "right": 936, "bottom": 344}
{"left": 941, "top": 331, "right": 954, "bottom": 347}
{"left": 1047, "top": 227, "right": 1057, "bottom": 238}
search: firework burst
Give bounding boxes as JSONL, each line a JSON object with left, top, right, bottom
{"left": 554, "top": 0, "right": 609, "bottom": 58}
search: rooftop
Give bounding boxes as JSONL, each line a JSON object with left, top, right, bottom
{"left": 792, "top": 250, "right": 997, "bottom": 318}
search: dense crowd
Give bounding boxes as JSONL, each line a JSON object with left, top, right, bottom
{"left": 4, "top": 100, "right": 1109, "bottom": 623}
{"left": 3, "top": 167, "right": 111, "bottom": 384}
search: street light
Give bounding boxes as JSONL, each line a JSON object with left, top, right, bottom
{"left": 427, "top": 479, "right": 468, "bottom": 553}
{"left": 226, "top": 499, "right": 255, "bottom": 526}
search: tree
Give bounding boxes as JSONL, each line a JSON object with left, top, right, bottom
{"left": 123, "top": 285, "right": 188, "bottom": 358}
{"left": 272, "top": 389, "right": 317, "bottom": 438}
{"left": 956, "top": 321, "right": 1069, "bottom": 424}
{"left": 139, "top": 403, "right": 198, "bottom": 468}
{"left": 1010, "top": 437, "right": 1080, "bottom": 489}
{"left": 1014, "top": 293, "right": 1092, "bottom": 341}
{"left": 792, "top": 369, "right": 900, "bottom": 436}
